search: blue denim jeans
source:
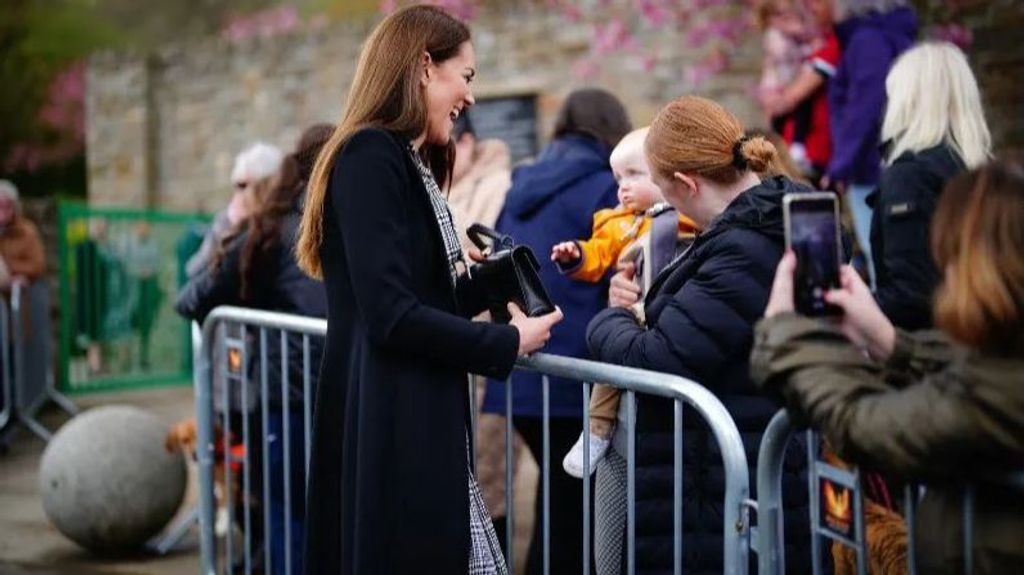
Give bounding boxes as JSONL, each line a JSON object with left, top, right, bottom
{"left": 846, "top": 184, "right": 877, "bottom": 289}
{"left": 266, "top": 410, "right": 307, "bottom": 575}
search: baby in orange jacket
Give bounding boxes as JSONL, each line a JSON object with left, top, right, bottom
{"left": 551, "top": 127, "right": 699, "bottom": 477}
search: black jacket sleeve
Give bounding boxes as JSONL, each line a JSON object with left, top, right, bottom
{"left": 174, "top": 234, "right": 245, "bottom": 324}
{"left": 587, "top": 232, "right": 774, "bottom": 384}
{"left": 872, "top": 161, "right": 943, "bottom": 330}
{"left": 331, "top": 129, "right": 519, "bottom": 379}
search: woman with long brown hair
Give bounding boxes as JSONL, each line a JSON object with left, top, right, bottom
{"left": 755, "top": 161, "right": 1024, "bottom": 573}
{"left": 176, "top": 123, "right": 333, "bottom": 575}
{"left": 296, "top": 6, "right": 561, "bottom": 574}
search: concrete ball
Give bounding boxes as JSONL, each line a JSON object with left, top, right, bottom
{"left": 39, "top": 405, "right": 187, "bottom": 554}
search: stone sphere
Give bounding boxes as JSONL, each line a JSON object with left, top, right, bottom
{"left": 39, "top": 405, "right": 187, "bottom": 554}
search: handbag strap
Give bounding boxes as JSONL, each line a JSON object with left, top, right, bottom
{"left": 466, "top": 223, "right": 515, "bottom": 252}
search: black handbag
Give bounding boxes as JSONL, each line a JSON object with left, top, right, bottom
{"left": 466, "top": 223, "right": 556, "bottom": 323}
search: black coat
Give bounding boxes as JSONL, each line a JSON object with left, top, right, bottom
{"left": 303, "top": 128, "right": 520, "bottom": 575}
{"left": 870, "top": 144, "right": 965, "bottom": 331}
{"left": 587, "top": 177, "right": 811, "bottom": 574}
{"left": 175, "top": 207, "right": 327, "bottom": 409}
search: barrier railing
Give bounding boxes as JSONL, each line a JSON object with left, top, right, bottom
{"left": 0, "top": 281, "right": 78, "bottom": 447}
{"left": 752, "top": 408, "right": 1024, "bottom": 575}
{"left": 193, "top": 306, "right": 752, "bottom": 575}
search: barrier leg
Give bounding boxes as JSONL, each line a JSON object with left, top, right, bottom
{"left": 150, "top": 506, "right": 200, "bottom": 555}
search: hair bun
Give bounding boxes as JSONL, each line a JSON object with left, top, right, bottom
{"left": 738, "top": 135, "right": 777, "bottom": 174}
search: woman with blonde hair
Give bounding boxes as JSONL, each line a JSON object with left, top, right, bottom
{"left": 871, "top": 41, "right": 992, "bottom": 330}
{"left": 586, "top": 95, "right": 813, "bottom": 573}
{"left": 296, "top": 5, "right": 562, "bottom": 574}
{"left": 756, "top": 160, "right": 1024, "bottom": 574}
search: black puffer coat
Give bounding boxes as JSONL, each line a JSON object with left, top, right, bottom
{"left": 587, "top": 177, "right": 812, "bottom": 574}
{"left": 870, "top": 144, "right": 965, "bottom": 331}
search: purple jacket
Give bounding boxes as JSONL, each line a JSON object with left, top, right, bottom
{"left": 828, "top": 7, "right": 917, "bottom": 185}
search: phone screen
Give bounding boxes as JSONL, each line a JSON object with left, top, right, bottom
{"left": 787, "top": 195, "right": 842, "bottom": 316}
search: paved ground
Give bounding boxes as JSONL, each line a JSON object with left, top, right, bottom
{"left": 0, "top": 386, "right": 540, "bottom": 575}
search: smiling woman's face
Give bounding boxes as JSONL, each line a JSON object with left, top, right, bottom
{"left": 422, "top": 42, "right": 476, "bottom": 147}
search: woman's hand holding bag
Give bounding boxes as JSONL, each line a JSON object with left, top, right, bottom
{"left": 508, "top": 302, "right": 563, "bottom": 356}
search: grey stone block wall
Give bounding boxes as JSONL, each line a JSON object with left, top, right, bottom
{"left": 85, "top": 2, "right": 1024, "bottom": 211}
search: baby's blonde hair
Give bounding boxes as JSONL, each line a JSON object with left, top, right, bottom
{"left": 610, "top": 127, "right": 650, "bottom": 171}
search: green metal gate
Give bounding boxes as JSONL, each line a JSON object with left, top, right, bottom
{"left": 57, "top": 203, "right": 211, "bottom": 393}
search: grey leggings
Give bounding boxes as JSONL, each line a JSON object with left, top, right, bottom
{"left": 594, "top": 450, "right": 627, "bottom": 575}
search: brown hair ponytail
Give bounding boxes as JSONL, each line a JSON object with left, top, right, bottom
{"left": 645, "top": 96, "right": 778, "bottom": 184}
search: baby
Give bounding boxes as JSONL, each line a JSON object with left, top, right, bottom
{"left": 551, "top": 127, "right": 699, "bottom": 477}
{"left": 756, "top": 0, "right": 818, "bottom": 171}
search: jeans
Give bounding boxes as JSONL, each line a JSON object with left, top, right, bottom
{"left": 846, "top": 184, "right": 877, "bottom": 289}
{"left": 266, "top": 410, "right": 307, "bottom": 575}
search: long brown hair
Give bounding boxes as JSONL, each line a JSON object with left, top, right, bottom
{"left": 296, "top": 5, "right": 470, "bottom": 278}
{"left": 646, "top": 96, "right": 777, "bottom": 184}
{"left": 236, "top": 124, "right": 333, "bottom": 300}
{"left": 932, "top": 161, "right": 1024, "bottom": 355}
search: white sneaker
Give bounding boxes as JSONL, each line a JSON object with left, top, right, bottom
{"left": 562, "top": 430, "right": 610, "bottom": 479}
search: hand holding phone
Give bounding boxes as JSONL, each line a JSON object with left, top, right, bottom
{"left": 783, "top": 192, "right": 843, "bottom": 317}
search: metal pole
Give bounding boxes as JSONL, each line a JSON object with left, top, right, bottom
{"left": 582, "top": 383, "right": 591, "bottom": 575}
{"left": 542, "top": 375, "right": 550, "bottom": 575}
{"left": 222, "top": 327, "right": 234, "bottom": 571}
{"left": 626, "top": 390, "right": 636, "bottom": 575}
{"left": 673, "top": 399, "right": 683, "bottom": 575}
{"left": 281, "top": 331, "right": 293, "bottom": 575}
{"left": 260, "top": 328, "right": 272, "bottom": 572}
{"left": 196, "top": 317, "right": 219, "bottom": 575}
{"left": 505, "top": 377, "right": 515, "bottom": 571}
{"left": 303, "top": 334, "right": 312, "bottom": 478}
{"left": 807, "top": 431, "right": 823, "bottom": 575}
{"left": 241, "top": 327, "right": 253, "bottom": 575}
{"left": 756, "top": 410, "right": 794, "bottom": 575}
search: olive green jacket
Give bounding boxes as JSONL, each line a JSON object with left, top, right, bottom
{"left": 750, "top": 313, "right": 1024, "bottom": 574}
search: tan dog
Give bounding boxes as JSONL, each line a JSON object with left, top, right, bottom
{"left": 165, "top": 417, "right": 242, "bottom": 536}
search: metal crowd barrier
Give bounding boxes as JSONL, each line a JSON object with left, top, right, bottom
{"left": 0, "top": 281, "right": 78, "bottom": 447}
{"left": 193, "top": 306, "right": 752, "bottom": 575}
{"left": 752, "top": 408, "right": 1024, "bottom": 575}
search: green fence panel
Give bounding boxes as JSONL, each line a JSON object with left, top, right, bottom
{"left": 57, "top": 202, "right": 211, "bottom": 394}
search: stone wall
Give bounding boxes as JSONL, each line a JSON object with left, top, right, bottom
{"left": 86, "top": 2, "right": 1024, "bottom": 211}
{"left": 85, "top": 3, "right": 763, "bottom": 211}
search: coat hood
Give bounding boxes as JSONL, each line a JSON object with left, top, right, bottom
{"left": 703, "top": 176, "right": 812, "bottom": 243}
{"left": 502, "top": 135, "right": 611, "bottom": 219}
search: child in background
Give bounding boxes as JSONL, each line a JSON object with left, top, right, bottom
{"left": 756, "top": 0, "right": 818, "bottom": 173}
{"left": 552, "top": 127, "right": 699, "bottom": 477}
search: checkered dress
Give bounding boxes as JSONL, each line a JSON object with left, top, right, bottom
{"left": 410, "top": 145, "right": 508, "bottom": 575}
{"left": 409, "top": 146, "right": 465, "bottom": 287}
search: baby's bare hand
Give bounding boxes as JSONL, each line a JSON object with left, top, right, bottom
{"left": 551, "top": 242, "right": 581, "bottom": 263}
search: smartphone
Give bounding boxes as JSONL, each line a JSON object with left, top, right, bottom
{"left": 783, "top": 192, "right": 843, "bottom": 317}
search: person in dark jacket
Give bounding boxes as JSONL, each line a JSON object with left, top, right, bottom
{"left": 175, "top": 123, "right": 332, "bottom": 575}
{"left": 481, "top": 87, "right": 631, "bottom": 575}
{"left": 294, "top": 7, "right": 562, "bottom": 574}
{"left": 586, "top": 96, "right": 810, "bottom": 574}
{"left": 755, "top": 161, "right": 1024, "bottom": 575}
{"left": 827, "top": 0, "right": 917, "bottom": 287}
{"left": 870, "top": 41, "right": 992, "bottom": 331}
